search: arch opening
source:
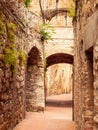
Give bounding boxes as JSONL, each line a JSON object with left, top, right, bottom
{"left": 25, "top": 47, "right": 44, "bottom": 112}
{"left": 45, "top": 53, "right": 74, "bottom": 121}
{"left": 46, "top": 53, "right": 73, "bottom": 68}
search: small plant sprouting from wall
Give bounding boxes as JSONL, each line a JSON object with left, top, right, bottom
{"left": 40, "top": 23, "right": 55, "bottom": 42}
{"left": 66, "top": 0, "right": 76, "bottom": 18}
{"left": 24, "top": 0, "right": 31, "bottom": 7}
{"left": 68, "top": 5, "right": 76, "bottom": 18}
{"left": 3, "top": 44, "right": 18, "bottom": 74}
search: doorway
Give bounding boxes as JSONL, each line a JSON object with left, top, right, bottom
{"left": 25, "top": 47, "right": 44, "bottom": 112}
{"left": 84, "top": 47, "right": 94, "bottom": 129}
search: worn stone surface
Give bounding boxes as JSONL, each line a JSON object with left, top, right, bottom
{"left": 45, "top": 25, "right": 74, "bottom": 59}
{"left": 25, "top": 47, "right": 44, "bottom": 112}
{"left": 0, "top": 0, "right": 74, "bottom": 129}
{"left": 44, "top": 15, "right": 74, "bottom": 97}
{"left": 74, "top": 0, "right": 98, "bottom": 130}
{"left": 0, "top": 0, "right": 44, "bottom": 130}
{"left": 45, "top": 64, "right": 72, "bottom": 96}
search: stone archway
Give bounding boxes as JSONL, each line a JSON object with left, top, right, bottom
{"left": 45, "top": 53, "right": 73, "bottom": 95}
{"left": 46, "top": 53, "right": 73, "bottom": 67}
{"left": 45, "top": 52, "right": 74, "bottom": 119}
{"left": 25, "top": 47, "right": 45, "bottom": 112}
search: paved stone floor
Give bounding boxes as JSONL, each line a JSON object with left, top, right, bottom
{"left": 14, "top": 94, "right": 75, "bottom": 130}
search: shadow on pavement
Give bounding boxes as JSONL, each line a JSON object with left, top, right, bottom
{"left": 46, "top": 99, "right": 72, "bottom": 107}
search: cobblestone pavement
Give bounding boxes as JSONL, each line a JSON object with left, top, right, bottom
{"left": 14, "top": 94, "right": 75, "bottom": 130}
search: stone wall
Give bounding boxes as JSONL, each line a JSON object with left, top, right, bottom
{"left": 45, "top": 25, "right": 74, "bottom": 58}
{"left": 74, "top": 0, "right": 98, "bottom": 130}
{"left": 93, "top": 39, "right": 98, "bottom": 130}
{"left": 25, "top": 47, "right": 44, "bottom": 112}
{"left": 45, "top": 64, "right": 72, "bottom": 96}
{"left": 0, "top": 5, "right": 25, "bottom": 130}
{"left": 44, "top": 15, "right": 74, "bottom": 97}
{"left": 0, "top": 1, "right": 44, "bottom": 130}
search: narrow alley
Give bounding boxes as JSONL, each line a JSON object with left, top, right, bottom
{"left": 14, "top": 94, "right": 75, "bottom": 130}
{"left": 0, "top": 0, "right": 98, "bottom": 130}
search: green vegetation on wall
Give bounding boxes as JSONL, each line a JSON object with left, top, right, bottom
{"left": 68, "top": 5, "right": 76, "bottom": 18}
{"left": 40, "top": 23, "right": 55, "bottom": 42}
{"left": 0, "top": 20, "right": 5, "bottom": 35}
{"left": 3, "top": 44, "right": 27, "bottom": 74}
{"left": 0, "top": 12, "right": 28, "bottom": 73}
{"left": 7, "top": 22, "right": 16, "bottom": 43}
{"left": 67, "top": 0, "right": 76, "bottom": 18}
{"left": 0, "top": 22, "right": 27, "bottom": 74}
{"left": 7, "top": 22, "right": 16, "bottom": 32}
{"left": 24, "top": 0, "right": 31, "bottom": 7}
{"left": 3, "top": 44, "right": 18, "bottom": 74}
{"left": 0, "top": 19, "right": 5, "bottom": 47}
{"left": 19, "top": 49, "right": 27, "bottom": 66}
{"left": 0, "top": 39, "right": 4, "bottom": 46}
